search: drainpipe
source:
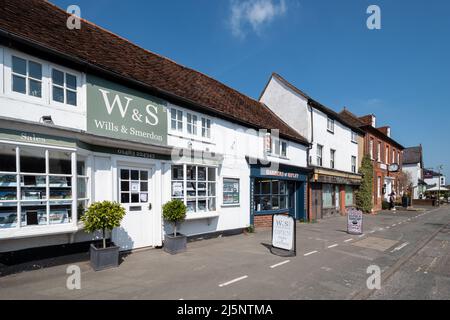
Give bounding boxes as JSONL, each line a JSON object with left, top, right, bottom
{"left": 306, "top": 101, "right": 314, "bottom": 221}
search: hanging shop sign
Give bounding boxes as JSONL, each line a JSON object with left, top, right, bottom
{"left": 271, "top": 214, "right": 296, "bottom": 257}
{"left": 87, "top": 75, "right": 168, "bottom": 146}
{"left": 347, "top": 208, "right": 363, "bottom": 235}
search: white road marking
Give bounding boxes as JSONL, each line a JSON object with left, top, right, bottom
{"left": 391, "top": 242, "right": 409, "bottom": 253}
{"left": 386, "top": 226, "right": 390, "bottom": 229}
{"left": 392, "top": 224, "right": 397, "bottom": 227}
{"left": 424, "top": 257, "right": 438, "bottom": 274}
{"left": 270, "top": 260, "right": 290, "bottom": 269}
{"left": 344, "top": 238, "right": 353, "bottom": 242}
{"left": 304, "top": 250, "right": 319, "bottom": 256}
{"left": 358, "top": 234, "right": 365, "bottom": 238}
{"left": 219, "top": 275, "right": 248, "bottom": 287}
{"left": 327, "top": 244, "right": 339, "bottom": 248}
{"left": 369, "top": 230, "right": 375, "bottom": 234}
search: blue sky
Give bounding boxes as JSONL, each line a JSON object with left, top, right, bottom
{"left": 53, "top": 0, "right": 450, "bottom": 178}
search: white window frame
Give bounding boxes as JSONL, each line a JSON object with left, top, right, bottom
{"left": 369, "top": 139, "right": 374, "bottom": 160}
{"left": 351, "top": 156, "right": 357, "bottom": 173}
{"left": 222, "top": 177, "right": 240, "bottom": 206}
{"left": 392, "top": 149, "right": 396, "bottom": 164}
{"left": 317, "top": 144, "right": 323, "bottom": 167}
{"left": 186, "top": 113, "right": 198, "bottom": 136}
{"left": 170, "top": 108, "right": 183, "bottom": 132}
{"left": 49, "top": 64, "right": 82, "bottom": 108}
{"left": 330, "top": 149, "right": 335, "bottom": 169}
{"left": 351, "top": 131, "right": 357, "bottom": 143}
{"left": 385, "top": 145, "right": 389, "bottom": 164}
{"left": 201, "top": 117, "right": 211, "bottom": 139}
{"left": 327, "top": 118, "right": 335, "bottom": 133}
{"left": 270, "top": 138, "right": 288, "bottom": 158}
{"left": 377, "top": 141, "right": 381, "bottom": 162}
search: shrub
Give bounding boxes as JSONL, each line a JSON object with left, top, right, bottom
{"left": 162, "top": 199, "right": 187, "bottom": 236}
{"left": 81, "top": 201, "right": 126, "bottom": 249}
{"left": 382, "top": 201, "right": 390, "bottom": 210}
{"left": 356, "top": 155, "right": 374, "bottom": 213}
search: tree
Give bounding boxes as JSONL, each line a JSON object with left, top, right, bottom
{"left": 81, "top": 201, "right": 126, "bottom": 249}
{"left": 397, "top": 171, "right": 413, "bottom": 196}
{"left": 162, "top": 199, "right": 187, "bottom": 236}
{"left": 356, "top": 155, "right": 374, "bottom": 213}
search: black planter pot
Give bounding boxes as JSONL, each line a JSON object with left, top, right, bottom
{"left": 90, "top": 243, "right": 120, "bottom": 271}
{"left": 163, "top": 233, "right": 187, "bottom": 255}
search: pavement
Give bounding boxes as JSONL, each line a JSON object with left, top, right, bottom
{"left": 0, "top": 205, "right": 449, "bottom": 300}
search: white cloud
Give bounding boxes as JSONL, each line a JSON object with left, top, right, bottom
{"left": 229, "top": 0, "right": 287, "bottom": 38}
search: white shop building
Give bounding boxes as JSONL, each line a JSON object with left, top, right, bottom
{"left": 0, "top": 11, "right": 309, "bottom": 254}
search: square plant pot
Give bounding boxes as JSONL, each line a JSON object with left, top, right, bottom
{"left": 90, "top": 243, "right": 120, "bottom": 271}
{"left": 163, "top": 233, "right": 187, "bottom": 255}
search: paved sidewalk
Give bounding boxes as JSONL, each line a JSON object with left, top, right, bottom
{"left": 0, "top": 205, "right": 448, "bottom": 300}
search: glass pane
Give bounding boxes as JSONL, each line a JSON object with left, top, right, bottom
{"left": 52, "top": 86, "right": 64, "bottom": 103}
{"left": 66, "top": 73, "right": 77, "bottom": 90}
{"left": 77, "top": 200, "right": 88, "bottom": 218}
{"left": 208, "top": 168, "right": 216, "bottom": 181}
{"left": 0, "top": 145, "right": 16, "bottom": 172}
{"left": 140, "top": 182, "right": 148, "bottom": 192}
{"left": 260, "top": 196, "right": 271, "bottom": 211}
{"left": 66, "top": 90, "right": 77, "bottom": 106}
{"left": 49, "top": 151, "right": 72, "bottom": 174}
{"left": 78, "top": 177, "right": 87, "bottom": 198}
{"left": 198, "top": 199, "right": 207, "bottom": 212}
{"left": 0, "top": 175, "right": 17, "bottom": 200}
{"left": 21, "top": 204, "right": 47, "bottom": 226}
{"left": 208, "top": 198, "right": 216, "bottom": 211}
{"left": 52, "top": 69, "right": 64, "bottom": 86}
{"left": 21, "top": 179, "right": 46, "bottom": 200}
{"left": 50, "top": 186, "right": 72, "bottom": 200}
{"left": 322, "top": 184, "right": 333, "bottom": 208}
{"left": 280, "top": 196, "right": 287, "bottom": 209}
{"left": 131, "top": 193, "right": 139, "bottom": 203}
{"left": 140, "top": 171, "right": 148, "bottom": 181}
{"left": 131, "top": 170, "right": 139, "bottom": 180}
{"left": 279, "top": 181, "right": 287, "bottom": 195}
{"left": 49, "top": 175, "right": 71, "bottom": 187}
{"left": 0, "top": 203, "right": 18, "bottom": 229}
{"left": 261, "top": 181, "right": 270, "bottom": 195}
{"left": 77, "top": 158, "right": 86, "bottom": 176}
{"left": 186, "top": 166, "right": 196, "bottom": 180}
{"left": 272, "top": 196, "right": 280, "bottom": 210}
{"left": 187, "top": 181, "right": 196, "bottom": 197}
{"left": 208, "top": 183, "right": 215, "bottom": 196}
{"left": 254, "top": 181, "right": 261, "bottom": 195}
{"left": 121, "top": 193, "right": 129, "bottom": 203}
{"left": 120, "top": 169, "right": 130, "bottom": 180}
{"left": 12, "top": 75, "right": 26, "bottom": 94}
{"left": 12, "top": 56, "right": 27, "bottom": 75}
{"left": 171, "top": 119, "right": 177, "bottom": 130}
{"left": 172, "top": 166, "right": 183, "bottom": 180}
{"left": 28, "top": 61, "right": 42, "bottom": 79}
{"left": 20, "top": 148, "right": 45, "bottom": 173}
{"left": 121, "top": 181, "right": 129, "bottom": 192}
{"left": 171, "top": 181, "right": 184, "bottom": 197}
{"left": 272, "top": 181, "right": 279, "bottom": 195}
{"left": 49, "top": 202, "right": 71, "bottom": 224}
{"left": 29, "top": 79, "right": 42, "bottom": 97}
{"left": 198, "top": 167, "right": 206, "bottom": 181}
{"left": 187, "top": 200, "right": 196, "bottom": 213}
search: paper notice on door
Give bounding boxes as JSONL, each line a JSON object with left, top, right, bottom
{"left": 131, "top": 182, "right": 139, "bottom": 192}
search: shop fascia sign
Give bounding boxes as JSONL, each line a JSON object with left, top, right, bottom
{"left": 260, "top": 168, "right": 300, "bottom": 179}
{"left": 0, "top": 128, "right": 76, "bottom": 148}
{"left": 87, "top": 75, "right": 168, "bottom": 146}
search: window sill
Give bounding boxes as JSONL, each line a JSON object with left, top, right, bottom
{"left": 0, "top": 223, "right": 80, "bottom": 240}
{"left": 168, "top": 132, "right": 215, "bottom": 145}
{"left": 221, "top": 203, "right": 240, "bottom": 208}
{"left": 185, "top": 211, "right": 220, "bottom": 220}
{"left": 327, "top": 129, "right": 335, "bottom": 134}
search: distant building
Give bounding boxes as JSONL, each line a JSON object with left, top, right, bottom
{"left": 402, "top": 145, "right": 427, "bottom": 199}
{"left": 424, "top": 169, "right": 446, "bottom": 189}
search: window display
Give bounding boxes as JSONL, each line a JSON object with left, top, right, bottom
{"left": 253, "top": 179, "right": 288, "bottom": 212}
{"left": 223, "top": 178, "right": 240, "bottom": 205}
{"left": 171, "top": 165, "right": 217, "bottom": 213}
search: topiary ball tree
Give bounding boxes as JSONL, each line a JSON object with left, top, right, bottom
{"left": 81, "top": 201, "right": 126, "bottom": 249}
{"left": 162, "top": 199, "right": 187, "bottom": 237}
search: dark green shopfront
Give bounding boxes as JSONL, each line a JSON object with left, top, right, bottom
{"left": 250, "top": 163, "right": 309, "bottom": 227}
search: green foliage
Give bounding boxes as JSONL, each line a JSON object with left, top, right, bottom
{"left": 382, "top": 201, "right": 390, "bottom": 210}
{"left": 246, "top": 224, "right": 255, "bottom": 233}
{"left": 355, "top": 155, "right": 374, "bottom": 213}
{"left": 81, "top": 201, "right": 126, "bottom": 248}
{"left": 162, "top": 199, "right": 187, "bottom": 236}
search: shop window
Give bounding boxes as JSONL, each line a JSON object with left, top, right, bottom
{"left": 171, "top": 165, "right": 217, "bottom": 213}
{"left": 51, "top": 69, "right": 78, "bottom": 106}
{"left": 12, "top": 55, "right": 42, "bottom": 98}
{"left": 253, "top": 179, "right": 288, "bottom": 212}
{"left": 322, "top": 184, "right": 335, "bottom": 209}
{"left": 223, "top": 178, "right": 239, "bottom": 205}
{"left": 345, "top": 186, "right": 354, "bottom": 206}
{"left": 0, "top": 144, "right": 89, "bottom": 229}
{"left": 119, "top": 169, "right": 149, "bottom": 204}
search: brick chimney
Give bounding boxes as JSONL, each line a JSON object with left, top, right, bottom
{"left": 359, "top": 114, "right": 376, "bottom": 127}
{"left": 377, "top": 126, "right": 391, "bottom": 137}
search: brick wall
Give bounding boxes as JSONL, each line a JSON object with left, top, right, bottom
{"left": 254, "top": 215, "right": 273, "bottom": 228}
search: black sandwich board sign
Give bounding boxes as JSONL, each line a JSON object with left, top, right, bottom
{"left": 271, "top": 214, "right": 296, "bottom": 257}
{"left": 347, "top": 208, "right": 363, "bottom": 235}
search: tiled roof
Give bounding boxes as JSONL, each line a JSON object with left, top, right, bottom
{"left": 0, "top": 0, "right": 309, "bottom": 145}
{"left": 403, "top": 146, "right": 423, "bottom": 165}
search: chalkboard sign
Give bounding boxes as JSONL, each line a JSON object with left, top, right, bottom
{"left": 347, "top": 208, "right": 363, "bottom": 235}
{"left": 271, "top": 214, "right": 296, "bottom": 256}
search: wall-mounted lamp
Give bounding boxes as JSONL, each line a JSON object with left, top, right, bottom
{"left": 40, "top": 115, "right": 54, "bottom": 125}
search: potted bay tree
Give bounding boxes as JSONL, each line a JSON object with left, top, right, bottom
{"left": 81, "top": 201, "right": 126, "bottom": 271}
{"left": 163, "top": 199, "right": 187, "bottom": 254}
